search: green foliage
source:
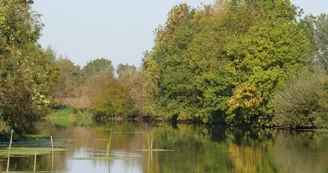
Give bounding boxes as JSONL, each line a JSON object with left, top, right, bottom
{"left": 226, "top": 1, "right": 311, "bottom": 126}
{"left": 91, "top": 78, "right": 135, "bottom": 117}
{"left": 0, "top": 0, "right": 59, "bottom": 137}
{"left": 51, "top": 58, "right": 81, "bottom": 100}
{"left": 0, "top": 0, "right": 42, "bottom": 50}
{"left": 273, "top": 68, "right": 328, "bottom": 128}
{"left": 300, "top": 14, "right": 328, "bottom": 71}
{"left": 61, "top": 59, "right": 158, "bottom": 119}
{"left": 82, "top": 58, "right": 114, "bottom": 82}
{"left": 124, "top": 69, "right": 159, "bottom": 117}
{"left": 116, "top": 63, "right": 136, "bottom": 79}
{"left": 144, "top": 3, "right": 234, "bottom": 122}
{"left": 143, "top": 0, "right": 312, "bottom": 126}
{"left": 315, "top": 14, "right": 328, "bottom": 67}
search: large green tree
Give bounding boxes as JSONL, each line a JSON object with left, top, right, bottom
{"left": 0, "top": 0, "right": 58, "bottom": 136}
{"left": 144, "top": 0, "right": 312, "bottom": 125}
{"left": 226, "top": 0, "right": 311, "bottom": 126}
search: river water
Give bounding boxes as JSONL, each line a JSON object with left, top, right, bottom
{"left": 1, "top": 120, "right": 328, "bottom": 173}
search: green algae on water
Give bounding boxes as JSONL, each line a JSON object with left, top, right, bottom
{"left": 0, "top": 147, "right": 65, "bottom": 157}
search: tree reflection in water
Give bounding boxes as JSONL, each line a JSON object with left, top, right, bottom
{"left": 1, "top": 121, "right": 328, "bottom": 173}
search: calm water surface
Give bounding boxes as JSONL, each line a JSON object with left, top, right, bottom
{"left": 1, "top": 120, "right": 328, "bottom": 173}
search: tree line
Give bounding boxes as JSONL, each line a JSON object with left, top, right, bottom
{"left": 1, "top": 0, "right": 328, "bottom": 138}
{"left": 139, "top": 0, "right": 328, "bottom": 128}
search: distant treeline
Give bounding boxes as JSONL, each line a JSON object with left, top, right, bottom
{"left": 1, "top": 0, "right": 328, "bottom": 138}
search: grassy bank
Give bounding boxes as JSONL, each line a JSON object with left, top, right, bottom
{"left": 45, "top": 108, "right": 96, "bottom": 127}
{"left": 46, "top": 107, "right": 73, "bottom": 120}
{"left": 44, "top": 108, "right": 75, "bottom": 128}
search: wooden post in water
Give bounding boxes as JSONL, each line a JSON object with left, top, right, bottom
{"left": 34, "top": 151, "right": 36, "bottom": 171}
{"left": 6, "top": 130, "right": 13, "bottom": 173}
{"left": 106, "top": 129, "right": 112, "bottom": 156}
{"left": 50, "top": 136, "right": 54, "bottom": 170}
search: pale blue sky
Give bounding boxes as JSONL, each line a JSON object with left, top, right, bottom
{"left": 32, "top": 0, "right": 328, "bottom": 68}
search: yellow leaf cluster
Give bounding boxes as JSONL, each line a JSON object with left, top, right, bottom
{"left": 228, "top": 86, "right": 261, "bottom": 111}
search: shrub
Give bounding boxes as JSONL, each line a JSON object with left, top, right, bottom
{"left": 273, "top": 69, "right": 328, "bottom": 128}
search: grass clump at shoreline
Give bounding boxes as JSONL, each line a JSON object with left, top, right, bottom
{"left": 46, "top": 107, "right": 73, "bottom": 120}
{"left": 45, "top": 107, "right": 96, "bottom": 127}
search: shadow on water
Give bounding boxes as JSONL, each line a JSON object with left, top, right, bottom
{"left": 0, "top": 120, "right": 328, "bottom": 173}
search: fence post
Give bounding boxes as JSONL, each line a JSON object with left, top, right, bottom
{"left": 6, "top": 130, "right": 13, "bottom": 173}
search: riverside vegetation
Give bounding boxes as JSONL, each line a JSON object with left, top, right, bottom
{"left": 1, "top": 0, "right": 328, "bottom": 139}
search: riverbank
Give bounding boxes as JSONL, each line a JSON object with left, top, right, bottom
{"left": 45, "top": 107, "right": 328, "bottom": 130}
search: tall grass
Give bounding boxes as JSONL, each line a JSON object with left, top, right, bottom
{"left": 73, "top": 110, "right": 95, "bottom": 126}
{"left": 46, "top": 107, "right": 96, "bottom": 127}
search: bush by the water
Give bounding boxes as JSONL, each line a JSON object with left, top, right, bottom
{"left": 274, "top": 69, "right": 328, "bottom": 128}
